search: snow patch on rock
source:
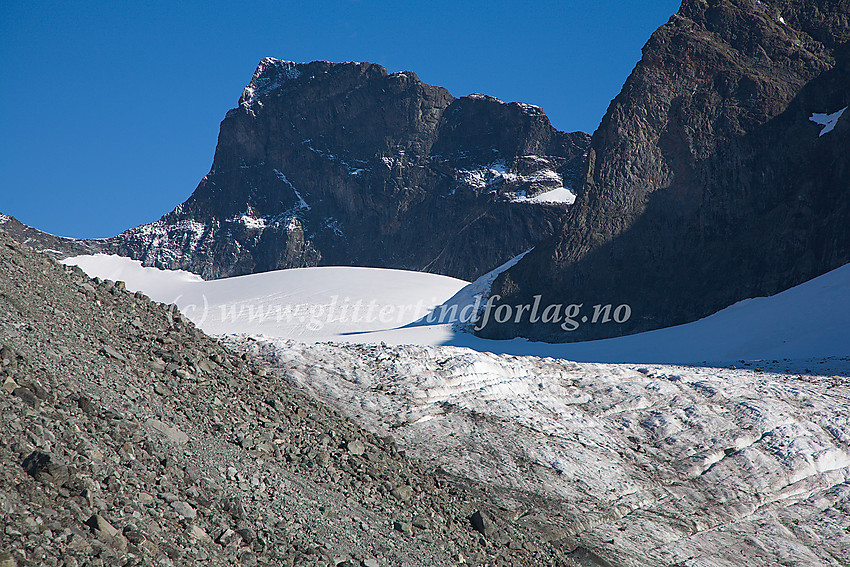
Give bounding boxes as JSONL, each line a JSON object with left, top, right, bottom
{"left": 273, "top": 169, "right": 310, "bottom": 211}
{"left": 809, "top": 106, "right": 846, "bottom": 136}
{"left": 466, "top": 93, "right": 504, "bottom": 104}
{"left": 241, "top": 58, "right": 301, "bottom": 108}
{"left": 513, "top": 101, "right": 543, "bottom": 115}
{"left": 512, "top": 186, "right": 576, "bottom": 204}
{"left": 237, "top": 214, "right": 267, "bottom": 230}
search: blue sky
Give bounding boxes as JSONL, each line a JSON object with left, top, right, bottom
{"left": 1, "top": 1, "right": 679, "bottom": 238}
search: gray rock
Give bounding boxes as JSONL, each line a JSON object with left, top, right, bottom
{"left": 346, "top": 439, "right": 366, "bottom": 456}
{"left": 21, "top": 450, "right": 51, "bottom": 477}
{"left": 122, "top": 524, "right": 147, "bottom": 545}
{"left": 187, "top": 524, "right": 211, "bottom": 542}
{"left": 145, "top": 418, "right": 189, "bottom": 445}
{"left": 99, "top": 345, "right": 126, "bottom": 362}
{"left": 239, "top": 550, "right": 258, "bottom": 567}
{"left": 391, "top": 485, "right": 413, "bottom": 502}
{"left": 84, "top": 514, "right": 128, "bottom": 551}
{"left": 77, "top": 394, "right": 99, "bottom": 415}
{"left": 316, "top": 450, "right": 331, "bottom": 466}
{"left": 235, "top": 526, "right": 255, "bottom": 544}
{"left": 215, "top": 528, "right": 241, "bottom": 547}
{"left": 159, "top": 492, "right": 179, "bottom": 503}
{"left": 469, "top": 510, "right": 496, "bottom": 538}
{"left": 3, "top": 526, "right": 21, "bottom": 538}
{"left": 184, "top": 465, "right": 202, "bottom": 484}
{"left": 0, "top": 346, "right": 17, "bottom": 370}
{"left": 84, "top": 514, "right": 119, "bottom": 538}
{"left": 412, "top": 515, "right": 430, "bottom": 530}
{"left": 170, "top": 500, "right": 197, "bottom": 520}
{"left": 173, "top": 368, "right": 193, "bottom": 381}
{"left": 12, "top": 387, "right": 39, "bottom": 408}
{"left": 2, "top": 376, "right": 18, "bottom": 394}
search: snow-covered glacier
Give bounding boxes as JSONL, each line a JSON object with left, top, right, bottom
{"left": 240, "top": 339, "right": 850, "bottom": 566}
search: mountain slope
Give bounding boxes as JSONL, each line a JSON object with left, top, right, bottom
{"left": 485, "top": 0, "right": 850, "bottom": 341}
{"left": 4, "top": 60, "right": 589, "bottom": 282}
{"left": 249, "top": 339, "right": 850, "bottom": 567}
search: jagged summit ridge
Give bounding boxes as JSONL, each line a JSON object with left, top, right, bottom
{"left": 464, "top": 92, "right": 545, "bottom": 115}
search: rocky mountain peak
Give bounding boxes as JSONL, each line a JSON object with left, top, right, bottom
{"left": 7, "top": 58, "right": 590, "bottom": 281}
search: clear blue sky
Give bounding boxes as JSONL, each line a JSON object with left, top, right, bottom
{"left": 1, "top": 0, "right": 680, "bottom": 238}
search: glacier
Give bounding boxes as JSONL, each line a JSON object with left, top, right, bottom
{"left": 62, "top": 253, "right": 850, "bottom": 566}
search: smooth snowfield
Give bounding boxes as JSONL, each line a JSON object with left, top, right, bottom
{"left": 446, "top": 262, "right": 850, "bottom": 372}
{"left": 64, "top": 254, "right": 850, "bottom": 369}
{"left": 64, "top": 254, "right": 467, "bottom": 344}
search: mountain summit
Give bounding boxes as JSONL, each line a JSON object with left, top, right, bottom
{"left": 4, "top": 59, "right": 588, "bottom": 281}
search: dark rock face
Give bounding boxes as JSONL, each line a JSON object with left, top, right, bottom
{"left": 11, "top": 60, "right": 587, "bottom": 281}
{"left": 484, "top": 0, "right": 850, "bottom": 341}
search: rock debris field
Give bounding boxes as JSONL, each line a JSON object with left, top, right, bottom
{"left": 0, "top": 229, "right": 572, "bottom": 567}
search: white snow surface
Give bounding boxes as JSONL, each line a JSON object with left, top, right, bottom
{"left": 809, "top": 106, "right": 846, "bottom": 136}
{"left": 511, "top": 186, "right": 576, "bottom": 204}
{"left": 242, "top": 339, "right": 850, "bottom": 566}
{"left": 63, "top": 254, "right": 466, "bottom": 344}
{"left": 457, "top": 162, "right": 576, "bottom": 205}
{"left": 514, "top": 101, "right": 543, "bottom": 115}
{"left": 441, "top": 261, "right": 850, "bottom": 372}
{"left": 466, "top": 93, "right": 504, "bottom": 103}
{"left": 62, "top": 253, "right": 850, "bottom": 368}
{"left": 229, "top": 210, "right": 267, "bottom": 230}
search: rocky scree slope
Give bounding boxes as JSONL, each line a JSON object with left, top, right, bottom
{"left": 1, "top": 60, "right": 589, "bottom": 282}
{"left": 0, "top": 229, "right": 580, "bottom": 567}
{"left": 486, "top": 0, "right": 850, "bottom": 341}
